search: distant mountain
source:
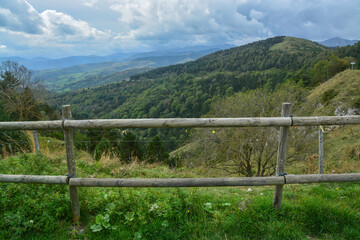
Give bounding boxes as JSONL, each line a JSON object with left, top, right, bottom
{"left": 0, "top": 44, "right": 235, "bottom": 71}
{"left": 33, "top": 48, "right": 225, "bottom": 92}
{"left": 318, "top": 37, "right": 359, "bottom": 47}
{"left": 0, "top": 54, "right": 131, "bottom": 70}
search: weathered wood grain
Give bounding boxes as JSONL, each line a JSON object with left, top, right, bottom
{"left": 0, "top": 174, "right": 68, "bottom": 184}
{"left": 0, "top": 115, "right": 358, "bottom": 130}
{"left": 62, "top": 105, "right": 81, "bottom": 223}
{"left": 32, "top": 130, "right": 40, "bottom": 153}
{"left": 0, "top": 120, "right": 62, "bottom": 130}
{"left": 68, "top": 173, "right": 360, "bottom": 187}
{"left": 319, "top": 127, "right": 324, "bottom": 174}
{"left": 1, "top": 173, "right": 358, "bottom": 187}
{"left": 285, "top": 173, "right": 360, "bottom": 184}
{"left": 274, "top": 103, "right": 292, "bottom": 210}
{"left": 69, "top": 176, "right": 285, "bottom": 187}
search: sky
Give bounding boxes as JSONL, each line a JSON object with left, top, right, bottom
{"left": 0, "top": 0, "right": 360, "bottom": 58}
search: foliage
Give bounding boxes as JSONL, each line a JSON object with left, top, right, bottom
{"left": 90, "top": 213, "right": 116, "bottom": 232}
{"left": 0, "top": 154, "right": 70, "bottom": 238}
{"left": 336, "top": 41, "right": 360, "bottom": 69}
{"left": 0, "top": 61, "right": 60, "bottom": 157}
{"left": 310, "top": 54, "right": 350, "bottom": 85}
{"left": 188, "top": 83, "right": 310, "bottom": 176}
{"left": 0, "top": 61, "right": 41, "bottom": 121}
{"left": 94, "top": 137, "right": 112, "bottom": 161}
{"left": 145, "top": 135, "right": 169, "bottom": 164}
{"left": 0, "top": 101, "right": 31, "bottom": 157}
{"left": 118, "top": 131, "right": 144, "bottom": 163}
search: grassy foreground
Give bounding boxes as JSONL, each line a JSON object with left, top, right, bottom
{"left": 0, "top": 153, "right": 360, "bottom": 240}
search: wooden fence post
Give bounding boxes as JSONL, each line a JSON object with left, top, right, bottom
{"left": 32, "top": 130, "right": 40, "bottom": 153}
{"left": 273, "top": 102, "right": 292, "bottom": 210}
{"left": 62, "top": 105, "right": 81, "bottom": 223}
{"left": 318, "top": 126, "right": 324, "bottom": 174}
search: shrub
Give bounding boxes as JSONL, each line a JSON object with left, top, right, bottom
{"left": 145, "top": 135, "right": 169, "bottom": 164}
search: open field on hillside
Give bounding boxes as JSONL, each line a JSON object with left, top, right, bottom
{"left": 1, "top": 131, "right": 360, "bottom": 239}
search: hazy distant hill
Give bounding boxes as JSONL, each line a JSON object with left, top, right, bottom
{"left": 0, "top": 44, "right": 234, "bottom": 71}
{"left": 318, "top": 37, "right": 359, "bottom": 47}
{"left": 33, "top": 48, "right": 224, "bottom": 92}
{"left": 0, "top": 54, "right": 131, "bottom": 70}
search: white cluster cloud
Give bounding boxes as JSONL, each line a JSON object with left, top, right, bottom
{"left": 108, "top": 0, "right": 272, "bottom": 47}
{"left": 40, "top": 10, "right": 108, "bottom": 40}
{"left": 0, "top": 0, "right": 109, "bottom": 43}
{"left": 82, "top": 0, "right": 99, "bottom": 8}
{"left": 0, "top": 0, "right": 43, "bottom": 34}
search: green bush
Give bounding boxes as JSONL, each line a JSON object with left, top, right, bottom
{"left": 145, "top": 135, "right": 169, "bottom": 164}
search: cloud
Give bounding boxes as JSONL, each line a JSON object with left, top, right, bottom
{"left": 0, "top": 0, "right": 43, "bottom": 34}
{"left": 108, "top": 0, "right": 273, "bottom": 48}
{"left": 82, "top": 0, "right": 99, "bottom": 8}
{"left": 0, "top": 0, "right": 109, "bottom": 40}
{"left": 237, "top": 0, "right": 360, "bottom": 41}
{"left": 40, "top": 10, "right": 109, "bottom": 40}
{"left": 0, "top": 45, "right": 7, "bottom": 49}
{"left": 1, "top": 0, "right": 360, "bottom": 58}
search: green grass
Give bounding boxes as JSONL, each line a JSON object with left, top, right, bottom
{"left": 302, "top": 70, "right": 360, "bottom": 116}
{"left": 270, "top": 36, "right": 326, "bottom": 53}
{"left": 1, "top": 153, "right": 360, "bottom": 239}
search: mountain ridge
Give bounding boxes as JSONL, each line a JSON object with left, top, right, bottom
{"left": 0, "top": 44, "right": 234, "bottom": 71}
{"left": 318, "top": 37, "right": 359, "bottom": 47}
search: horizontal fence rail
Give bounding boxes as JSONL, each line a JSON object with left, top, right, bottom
{"left": 1, "top": 173, "right": 360, "bottom": 187}
{"left": 0, "top": 174, "right": 68, "bottom": 184}
{"left": 0, "top": 115, "right": 359, "bottom": 130}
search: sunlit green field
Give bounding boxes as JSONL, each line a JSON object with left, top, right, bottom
{"left": 1, "top": 153, "right": 359, "bottom": 240}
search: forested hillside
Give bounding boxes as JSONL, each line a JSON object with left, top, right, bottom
{"left": 48, "top": 36, "right": 329, "bottom": 120}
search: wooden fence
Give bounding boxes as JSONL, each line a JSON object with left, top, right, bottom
{"left": 1, "top": 104, "right": 360, "bottom": 222}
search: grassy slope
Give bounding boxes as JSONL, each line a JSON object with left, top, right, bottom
{"left": 1, "top": 135, "right": 360, "bottom": 239}
{"left": 270, "top": 36, "right": 326, "bottom": 53}
{"left": 296, "top": 70, "right": 360, "bottom": 173}
{"left": 302, "top": 70, "right": 360, "bottom": 116}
